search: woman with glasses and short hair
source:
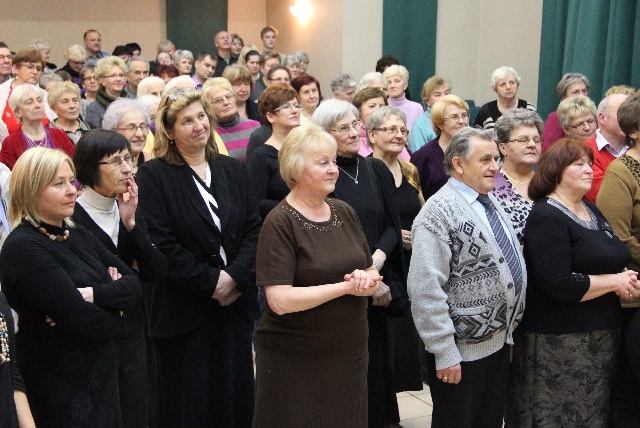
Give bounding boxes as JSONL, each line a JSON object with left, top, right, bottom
{"left": 557, "top": 95, "right": 597, "bottom": 142}
{"left": 86, "top": 56, "right": 130, "bottom": 129}
{"left": 410, "top": 94, "right": 469, "bottom": 201}
{"left": 102, "top": 98, "right": 152, "bottom": 174}
{"left": 491, "top": 108, "right": 544, "bottom": 244}
{"left": 313, "top": 99, "right": 408, "bottom": 427}
{"left": 80, "top": 64, "right": 99, "bottom": 116}
{"left": 72, "top": 129, "right": 166, "bottom": 428}
{"left": 0, "top": 48, "right": 57, "bottom": 142}
{"left": 0, "top": 84, "right": 75, "bottom": 170}
{"left": 202, "top": 77, "right": 260, "bottom": 161}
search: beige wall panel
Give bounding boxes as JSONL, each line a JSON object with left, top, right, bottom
{"left": 229, "top": 0, "right": 267, "bottom": 48}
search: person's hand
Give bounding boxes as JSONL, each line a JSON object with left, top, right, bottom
{"left": 613, "top": 270, "right": 640, "bottom": 299}
{"left": 371, "top": 281, "right": 391, "bottom": 306}
{"left": 344, "top": 270, "right": 381, "bottom": 296}
{"left": 118, "top": 178, "right": 138, "bottom": 231}
{"left": 371, "top": 249, "right": 387, "bottom": 271}
{"left": 77, "top": 287, "right": 94, "bottom": 303}
{"left": 213, "top": 270, "right": 241, "bottom": 306}
{"left": 437, "top": 363, "right": 462, "bottom": 384}
{"left": 401, "top": 229, "right": 412, "bottom": 250}
{"left": 108, "top": 267, "right": 122, "bottom": 281}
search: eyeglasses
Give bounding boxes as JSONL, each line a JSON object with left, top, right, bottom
{"left": 0, "top": 55, "right": 12, "bottom": 61}
{"left": 98, "top": 154, "right": 133, "bottom": 168}
{"left": 507, "top": 136, "right": 542, "bottom": 145}
{"left": 373, "top": 126, "right": 409, "bottom": 136}
{"left": 105, "top": 73, "right": 126, "bottom": 80}
{"left": 21, "top": 63, "right": 43, "bottom": 72}
{"left": 211, "top": 93, "right": 235, "bottom": 104}
{"left": 117, "top": 124, "right": 150, "bottom": 134}
{"left": 273, "top": 102, "right": 302, "bottom": 113}
{"left": 83, "top": 75, "right": 97, "bottom": 81}
{"left": 331, "top": 121, "right": 362, "bottom": 135}
{"left": 569, "top": 118, "right": 596, "bottom": 129}
{"left": 443, "top": 113, "right": 469, "bottom": 122}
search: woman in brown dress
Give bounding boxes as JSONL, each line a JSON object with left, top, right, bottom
{"left": 253, "top": 124, "right": 381, "bottom": 427}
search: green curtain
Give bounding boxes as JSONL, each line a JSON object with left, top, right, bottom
{"left": 165, "top": 0, "right": 227, "bottom": 57}
{"left": 382, "top": 0, "right": 438, "bottom": 103}
{"left": 538, "top": 0, "right": 640, "bottom": 118}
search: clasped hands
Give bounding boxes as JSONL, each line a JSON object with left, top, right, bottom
{"left": 343, "top": 269, "right": 382, "bottom": 298}
{"left": 615, "top": 269, "right": 640, "bottom": 300}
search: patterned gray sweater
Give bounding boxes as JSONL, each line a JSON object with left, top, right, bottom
{"left": 408, "top": 181, "right": 526, "bottom": 370}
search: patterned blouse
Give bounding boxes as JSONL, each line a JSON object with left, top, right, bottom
{"left": 491, "top": 170, "right": 532, "bottom": 244}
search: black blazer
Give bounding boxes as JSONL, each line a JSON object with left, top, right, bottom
{"left": 136, "top": 155, "right": 261, "bottom": 338}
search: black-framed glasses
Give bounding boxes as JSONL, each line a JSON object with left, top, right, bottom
{"left": 98, "top": 155, "right": 133, "bottom": 168}
{"left": 569, "top": 118, "right": 596, "bottom": 129}
{"left": 117, "top": 124, "right": 150, "bottom": 134}
{"left": 373, "top": 126, "right": 409, "bottom": 136}
{"left": 443, "top": 113, "right": 470, "bottom": 122}
{"left": 331, "top": 121, "right": 362, "bottom": 135}
{"left": 507, "top": 136, "right": 542, "bottom": 145}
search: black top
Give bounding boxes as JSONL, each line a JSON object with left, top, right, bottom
{"left": 473, "top": 99, "right": 532, "bottom": 130}
{"left": 245, "top": 99, "right": 263, "bottom": 125}
{"left": 214, "top": 52, "right": 238, "bottom": 77}
{"left": 136, "top": 156, "right": 262, "bottom": 338}
{"left": 248, "top": 144, "right": 290, "bottom": 220}
{"left": 0, "top": 221, "right": 142, "bottom": 426}
{"left": 396, "top": 175, "right": 422, "bottom": 231}
{"left": 245, "top": 125, "right": 272, "bottom": 162}
{"left": 0, "top": 291, "right": 23, "bottom": 428}
{"left": 522, "top": 198, "right": 629, "bottom": 334}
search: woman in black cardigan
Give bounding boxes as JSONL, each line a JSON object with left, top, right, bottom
{"left": 136, "top": 87, "right": 261, "bottom": 427}
{"left": 72, "top": 129, "right": 167, "bottom": 428}
{"left": 0, "top": 147, "right": 142, "bottom": 427}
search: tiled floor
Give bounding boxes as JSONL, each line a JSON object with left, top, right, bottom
{"left": 397, "top": 384, "right": 433, "bottom": 427}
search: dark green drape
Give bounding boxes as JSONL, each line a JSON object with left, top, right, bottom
{"left": 166, "top": 0, "right": 227, "bottom": 57}
{"left": 538, "top": 0, "right": 640, "bottom": 118}
{"left": 382, "top": 0, "right": 437, "bottom": 103}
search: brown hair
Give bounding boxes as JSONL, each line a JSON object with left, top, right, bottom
{"left": 528, "top": 138, "right": 594, "bottom": 201}
{"left": 12, "top": 48, "right": 45, "bottom": 68}
{"left": 257, "top": 83, "right": 298, "bottom": 128}
{"left": 352, "top": 87, "right": 387, "bottom": 111}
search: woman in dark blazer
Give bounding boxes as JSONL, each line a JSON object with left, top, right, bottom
{"left": 136, "top": 87, "right": 261, "bottom": 427}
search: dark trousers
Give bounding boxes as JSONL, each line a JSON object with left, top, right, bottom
{"left": 427, "top": 344, "right": 510, "bottom": 428}
{"left": 117, "top": 328, "right": 148, "bottom": 428}
{"left": 367, "top": 310, "right": 399, "bottom": 427}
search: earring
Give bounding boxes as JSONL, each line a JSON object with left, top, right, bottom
{"left": 170, "top": 140, "right": 174, "bottom": 145}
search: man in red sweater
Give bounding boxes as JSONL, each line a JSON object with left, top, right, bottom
{"left": 583, "top": 93, "right": 629, "bottom": 203}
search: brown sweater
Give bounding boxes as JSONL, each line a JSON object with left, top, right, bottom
{"left": 597, "top": 154, "right": 640, "bottom": 272}
{"left": 256, "top": 198, "right": 372, "bottom": 358}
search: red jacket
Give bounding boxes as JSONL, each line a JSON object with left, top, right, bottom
{"left": 583, "top": 135, "right": 617, "bottom": 203}
{"left": 0, "top": 126, "right": 75, "bottom": 170}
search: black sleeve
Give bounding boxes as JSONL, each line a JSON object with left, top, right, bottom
{"left": 248, "top": 148, "right": 280, "bottom": 220}
{"left": 123, "top": 212, "right": 169, "bottom": 283}
{"left": 473, "top": 103, "right": 490, "bottom": 128}
{"left": 245, "top": 126, "right": 272, "bottom": 161}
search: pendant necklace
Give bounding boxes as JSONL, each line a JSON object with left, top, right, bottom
{"left": 337, "top": 157, "right": 359, "bottom": 184}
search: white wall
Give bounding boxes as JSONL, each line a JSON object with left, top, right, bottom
{"left": 435, "top": 0, "right": 543, "bottom": 106}
{"left": 0, "top": 0, "right": 166, "bottom": 66}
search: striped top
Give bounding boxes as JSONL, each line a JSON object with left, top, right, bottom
{"left": 216, "top": 116, "right": 261, "bottom": 161}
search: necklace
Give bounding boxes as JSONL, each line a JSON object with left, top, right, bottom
{"left": 337, "top": 157, "right": 359, "bottom": 184}
{"left": 26, "top": 217, "right": 69, "bottom": 242}
{"left": 502, "top": 169, "right": 533, "bottom": 185}
{"left": 22, "top": 128, "right": 50, "bottom": 149}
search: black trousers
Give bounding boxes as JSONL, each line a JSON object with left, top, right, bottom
{"left": 117, "top": 328, "right": 148, "bottom": 428}
{"left": 427, "top": 344, "right": 510, "bottom": 428}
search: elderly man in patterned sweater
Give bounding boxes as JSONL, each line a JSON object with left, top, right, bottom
{"left": 408, "top": 127, "right": 526, "bottom": 428}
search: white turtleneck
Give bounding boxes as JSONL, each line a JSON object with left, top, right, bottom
{"left": 77, "top": 186, "right": 120, "bottom": 246}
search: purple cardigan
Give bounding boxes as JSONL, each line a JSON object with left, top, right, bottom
{"left": 410, "top": 136, "right": 448, "bottom": 201}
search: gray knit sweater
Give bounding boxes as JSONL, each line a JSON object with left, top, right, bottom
{"left": 408, "top": 180, "right": 526, "bottom": 370}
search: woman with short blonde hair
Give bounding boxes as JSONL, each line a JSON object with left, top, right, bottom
{"left": 382, "top": 65, "right": 423, "bottom": 131}
{"left": 48, "top": 81, "right": 91, "bottom": 144}
{"left": 408, "top": 75, "right": 452, "bottom": 152}
{"left": 85, "top": 56, "right": 129, "bottom": 128}
{"left": 557, "top": 94, "right": 597, "bottom": 141}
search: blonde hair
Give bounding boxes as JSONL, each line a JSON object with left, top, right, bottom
{"left": 382, "top": 65, "right": 409, "bottom": 85}
{"left": 557, "top": 95, "right": 597, "bottom": 129}
{"left": 95, "top": 56, "right": 128, "bottom": 80}
{"left": 202, "top": 77, "right": 234, "bottom": 100}
{"left": 421, "top": 76, "right": 452, "bottom": 105}
{"left": 64, "top": 44, "right": 88, "bottom": 63}
{"left": 47, "top": 81, "right": 81, "bottom": 109}
{"left": 155, "top": 88, "right": 218, "bottom": 165}
{"left": 431, "top": 95, "right": 469, "bottom": 136}
{"left": 279, "top": 124, "right": 337, "bottom": 189}
{"left": 9, "top": 147, "right": 75, "bottom": 229}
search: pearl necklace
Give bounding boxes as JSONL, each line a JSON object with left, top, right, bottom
{"left": 502, "top": 169, "right": 533, "bottom": 185}
{"left": 337, "top": 157, "right": 359, "bottom": 184}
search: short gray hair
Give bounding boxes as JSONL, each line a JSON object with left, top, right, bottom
{"left": 444, "top": 127, "right": 494, "bottom": 173}
{"left": 283, "top": 55, "right": 300, "bottom": 67}
{"left": 9, "top": 84, "right": 46, "bottom": 114}
{"left": 557, "top": 73, "right": 591, "bottom": 99}
{"left": 490, "top": 66, "right": 521, "bottom": 92}
{"left": 330, "top": 73, "right": 356, "bottom": 93}
{"left": 293, "top": 51, "right": 309, "bottom": 63}
{"left": 126, "top": 55, "right": 149, "bottom": 70}
{"left": 29, "top": 38, "right": 51, "bottom": 52}
{"left": 137, "top": 76, "right": 165, "bottom": 96}
{"left": 102, "top": 98, "right": 150, "bottom": 130}
{"left": 173, "top": 50, "right": 193, "bottom": 66}
{"left": 365, "top": 106, "right": 406, "bottom": 132}
{"left": 311, "top": 98, "right": 360, "bottom": 132}
{"left": 383, "top": 65, "right": 409, "bottom": 85}
{"left": 39, "top": 73, "right": 63, "bottom": 90}
{"left": 356, "top": 72, "right": 387, "bottom": 93}
{"left": 494, "top": 108, "right": 543, "bottom": 143}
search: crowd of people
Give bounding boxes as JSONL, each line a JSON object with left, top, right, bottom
{"left": 0, "top": 25, "right": 639, "bottom": 428}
